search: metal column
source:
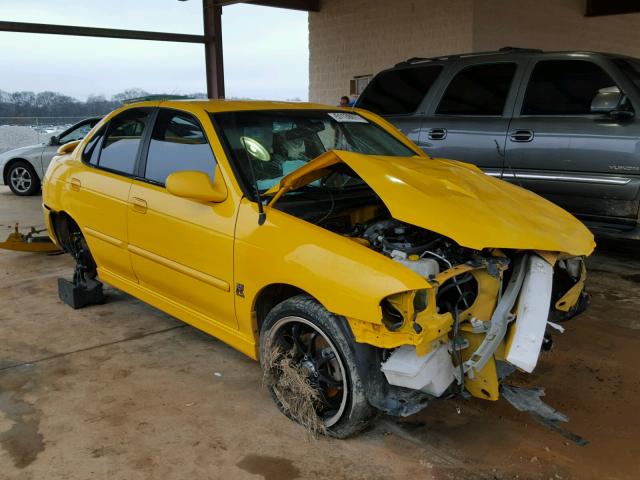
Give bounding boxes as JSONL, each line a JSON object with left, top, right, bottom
{"left": 203, "top": 0, "right": 225, "bottom": 99}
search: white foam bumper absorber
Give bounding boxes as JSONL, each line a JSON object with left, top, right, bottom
{"left": 506, "top": 255, "right": 554, "bottom": 373}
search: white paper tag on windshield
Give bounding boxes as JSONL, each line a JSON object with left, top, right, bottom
{"left": 327, "top": 112, "right": 369, "bottom": 123}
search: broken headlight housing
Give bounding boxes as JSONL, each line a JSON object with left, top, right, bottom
{"left": 380, "top": 289, "right": 428, "bottom": 332}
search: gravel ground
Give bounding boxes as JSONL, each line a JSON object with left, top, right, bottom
{"left": 0, "top": 125, "right": 74, "bottom": 155}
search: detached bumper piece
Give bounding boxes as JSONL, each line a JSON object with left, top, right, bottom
{"left": 501, "top": 384, "right": 588, "bottom": 446}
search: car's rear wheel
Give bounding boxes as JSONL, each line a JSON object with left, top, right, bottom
{"left": 259, "top": 294, "right": 374, "bottom": 438}
{"left": 7, "top": 161, "right": 40, "bottom": 196}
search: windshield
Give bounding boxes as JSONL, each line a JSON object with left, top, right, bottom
{"left": 212, "top": 110, "right": 416, "bottom": 193}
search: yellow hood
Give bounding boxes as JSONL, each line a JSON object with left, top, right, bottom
{"left": 267, "top": 150, "right": 595, "bottom": 256}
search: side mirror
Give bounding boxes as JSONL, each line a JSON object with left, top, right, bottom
{"left": 591, "top": 86, "right": 622, "bottom": 113}
{"left": 56, "top": 140, "right": 81, "bottom": 155}
{"left": 166, "top": 169, "right": 227, "bottom": 203}
{"left": 49, "top": 135, "right": 60, "bottom": 146}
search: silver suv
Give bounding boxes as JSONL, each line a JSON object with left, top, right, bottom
{"left": 356, "top": 47, "right": 640, "bottom": 240}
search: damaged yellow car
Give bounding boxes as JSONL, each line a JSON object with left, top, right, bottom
{"left": 42, "top": 100, "right": 594, "bottom": 437}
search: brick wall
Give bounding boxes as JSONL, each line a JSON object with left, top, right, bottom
{"left": 308, "top": 0, "right": 474, "bottom": 105}
{"left": 473, "top": 0, "right": 640, "bottom": 55}
{"left": 309, "top": 0, "right": 640, "bottom": 105}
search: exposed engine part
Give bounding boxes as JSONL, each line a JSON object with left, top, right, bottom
{"left": 362, "top": 219, "right": 444, "bottom": 256}
{"left": 355, "top": 218, "right": 478, "bottom": 312}
{"left": 389, "top": 250, "right": 439, "bottom": 279}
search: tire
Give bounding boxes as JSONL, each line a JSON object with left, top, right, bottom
{"left": 259, "top": 294, "right": 375, "bottom": 438}
{"left": 7, "top": 160, "right": 40, "bottom": 196}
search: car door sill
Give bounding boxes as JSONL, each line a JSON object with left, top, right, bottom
{"left": 97, "top": 267, "right": 256, "bottom": 359}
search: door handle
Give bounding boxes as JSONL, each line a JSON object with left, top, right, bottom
{"left": 70, "top": 177, "right": 81, "bottom": 191}
{"left": 427, "top": 128, "right": 447, "bottom": 140}
{"left": 509, "top": 129, "right": 534, "bottom": 142}
{"left": 131, "top": 197, "right": 148, "bottom": 214}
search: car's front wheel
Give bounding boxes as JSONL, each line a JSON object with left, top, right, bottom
{"left": 7, "top": 161, "right": 40, "bottom": 196}
{"left": 259, "top": 294, "right": 374, "bottom": 438}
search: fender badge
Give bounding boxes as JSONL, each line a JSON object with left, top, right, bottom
{"left": 235, "top": 283, "right": 245, "bottom": 297}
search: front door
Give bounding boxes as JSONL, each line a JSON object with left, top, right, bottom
{"left": 126, "top": 108, "right": 236, "bottom": 328}
{"left": 419, "top": 62, "right": 520, "bottom": 176}
{"left": 504, "top": 58, "right": 640, "bottom": 225}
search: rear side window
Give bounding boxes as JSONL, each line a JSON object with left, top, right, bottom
{"left": 522, "top": 60, "right": 618, "bottom": 115}
{"left": 82, "top": 126, "right": 106, "bottom": 166}
{"left": 98, "top": 109, "right": 150, "bottom": 175}
{"left": 437, "top": 63, "right": 517, "bottom": 115}
{"left": 144, "top": 109, "right": 216, "bottom": 185}
{"left": 357, "top": 65, "right": 443, "bottom": 115}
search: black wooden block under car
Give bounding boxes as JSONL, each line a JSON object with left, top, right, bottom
{"left": 57, "top": 277, "right": 105, "bottom": 309}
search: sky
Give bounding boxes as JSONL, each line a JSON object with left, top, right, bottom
{"left": 0, "top": 0, "right": 309, "bottom": 100}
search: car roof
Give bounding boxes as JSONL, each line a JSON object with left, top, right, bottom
{"left": 126, "top": 99, "right": 340, "bottom": 113}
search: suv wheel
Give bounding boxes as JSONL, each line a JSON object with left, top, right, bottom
{"left": 260, "top": 294, "right": 374, "bottom": 438}
{"left": 7, "top": 161, "right": 40, "bottom": 196}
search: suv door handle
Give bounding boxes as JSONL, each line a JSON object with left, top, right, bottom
{"left": 70, "top": 177, "right": 81, "bottom": 191}
{"left": 509, "top": 130, "right": 534, "bottom": 142}
{"left": 428, "top": 128, "right": 447, "bottom": 140}
{"left": 131, "top": 197, "right": 148, "bottom": 214}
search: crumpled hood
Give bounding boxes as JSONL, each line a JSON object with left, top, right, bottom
{"left": 268, "top": 150, "right": 595, "bottom": 256}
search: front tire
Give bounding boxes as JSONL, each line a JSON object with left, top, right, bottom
{"left": 7, "top": 160, "right": 40, "bottom": 196}
{"left": 259, "top": 294, "right": 374, "bottom": 438}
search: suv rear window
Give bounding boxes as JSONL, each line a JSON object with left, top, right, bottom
{"left": 357, "top": 65, "right": 443, "bottom": 116}
{"left": 437, "top": 63, "right": 517, "bottom": 116}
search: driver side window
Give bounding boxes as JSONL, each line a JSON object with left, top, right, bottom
{"left": 522, "top": 60, "right": 619, "bottom": 115}
{"left": 144, "top": 109, "right": 217, "bottom": 185}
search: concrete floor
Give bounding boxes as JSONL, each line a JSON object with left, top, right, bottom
{"left": 1, "top": 185, "right": 639, "bottom": 480}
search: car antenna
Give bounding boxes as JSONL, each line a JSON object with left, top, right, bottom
{"left": 240, "top": 137, "right": 267, "bottom": 225}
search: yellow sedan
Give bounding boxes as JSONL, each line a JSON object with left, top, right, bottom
{"left": 42, "top": 99, "right": 594, "bottom": 437}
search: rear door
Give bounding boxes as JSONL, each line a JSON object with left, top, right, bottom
{"left": 418, "top": 60, "right": 523, "bottom": 176}
{"left": 356, "top": 62, "right": 444, "bottom": 145}
{"left": 71, "top": 108, "right": 153, "bottom": 281}
{"left": 504, "top": 56, "right": 640, "bottom": 225}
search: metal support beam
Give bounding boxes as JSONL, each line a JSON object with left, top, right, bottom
{"left": 0, "top": 20, "right": 204, "bottom": 43}
{"left": 203, "top": 0, "right": 226, "bottom": 99}
{"left": 215, "top": 0, "right": 320, "bottom": 12}
{"left": 586, "top": 0, "right": 640, "bottom": 16}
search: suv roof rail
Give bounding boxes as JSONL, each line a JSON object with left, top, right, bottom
{"left": 395, "top": 46, "right": 544, "bottom": 67}
{"left": 498, "top": 46, "right": 543, "bottom": 53}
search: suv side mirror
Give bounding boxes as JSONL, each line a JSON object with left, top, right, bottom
{"left": 591, "top": 86, "right": 622, "bottom": 113}
{"left": 166, "top": 169, "right": 227, "bottom": 203}
{"left": 49, "top": 135, "right": 60, "bottom": 146}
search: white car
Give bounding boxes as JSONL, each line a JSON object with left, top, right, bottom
{"left": 0, "top": 117, "right": 101, "bottom": 196}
